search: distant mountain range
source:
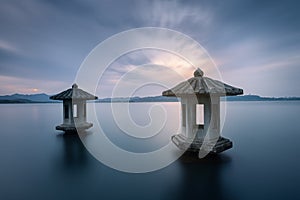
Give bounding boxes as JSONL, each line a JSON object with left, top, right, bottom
{"left": 0, "top": 93, "right": 59, "bottom": 103}
{"left": 0, "top": 93, "right": 299, "bottom": 104}
{"left": 223, "top": 95, "right": 300, "bottom": 101}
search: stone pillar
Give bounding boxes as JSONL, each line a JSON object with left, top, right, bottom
{"left": 77, "top": 102, "right": 85, "bottom": 123}
{"left": 83, "top": 103, "right": 87, "bottom": 122}
{"left": 186, "top": 97, "right": 197, "bottom": 140}
{"left": 210, "top": 95, "right": 220, "bottom": 139}
{"left": 70, "top": 101, "right": 75, "bottom": 125}
{"left": 203, "top": 95, "right": 220, "bottom": 141}
{"left": 180, "top": 97, "right": 187, "bottom": 137}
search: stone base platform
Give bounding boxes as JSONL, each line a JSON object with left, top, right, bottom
{"left": 171, "top": 134, "right": 233, "bottom": 154}
{"left": 56, "top": 122, "right": 93, "bottom": 133}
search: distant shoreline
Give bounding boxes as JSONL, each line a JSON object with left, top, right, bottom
{"left": 0, "top": 94, "right": 300, "bottom": 104}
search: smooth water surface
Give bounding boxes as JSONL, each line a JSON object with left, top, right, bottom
{"left": 0, "top": 102, "right": 300, "bottom": 200}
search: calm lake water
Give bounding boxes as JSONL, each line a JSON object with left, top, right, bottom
{"left": 0, "top": 101, "right": 300, "bottom": 200}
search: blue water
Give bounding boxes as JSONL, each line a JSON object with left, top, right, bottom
{"left": 0, "top": 101, "right": 300, "bottom": 200}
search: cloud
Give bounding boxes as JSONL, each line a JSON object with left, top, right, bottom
{"left": 0, "top": 0, "right": 300, "bottom": 96}
{"left": 97, "top": 48, "right": 215, "bottom": 98}
{"left": 0, "top": 40, "right": 19, "bottom": 53}
{"left": 0, "top": 0, "right": 137, "bottom": 81}
{"left": 0, "top": 75, "right": 67, "bottom": 95}
{"left": 138, "top": 0, "right": 212, "bottom": 28}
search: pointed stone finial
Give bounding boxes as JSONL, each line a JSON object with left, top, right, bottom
{"left": 194, "top": 68, "right": 204, "bottom": 77}
{"left": 72, "top": 83, "right": 78, "bottom": 89}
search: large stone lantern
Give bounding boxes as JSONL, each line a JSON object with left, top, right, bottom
{"left": 50, "top": 84, "right": 98, "bottom": 133}
{"left": 162, "top": 68, "right": 243, "bottom": 153}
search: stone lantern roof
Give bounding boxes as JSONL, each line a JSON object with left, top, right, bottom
{"left": 162, "top": 68, "right": 243, "bottom": 97}
{"left": 50, "top": 84, "right": 98, "bottom": 100}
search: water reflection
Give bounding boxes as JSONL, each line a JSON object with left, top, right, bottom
{"left": 172, "top": 153, "right": 235, "bottom": 200}
{"left": 56, "top": 133, "right": 89, "bottom": 168}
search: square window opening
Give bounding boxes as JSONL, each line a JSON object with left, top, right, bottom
{"left": 64, "top": 105, "right": 69, "bottom": 119}
{"left": 73, "top": 104, "right": 78, "bottom": 118}
{"left": 196, "top": 104, "right": 204, "bottom": 125}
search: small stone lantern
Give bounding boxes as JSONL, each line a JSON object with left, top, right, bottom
{"left": 50, "top": 84, "right": 98, "bottom": 133}
{"left": 162, "top": 68, "right": 243, "bottom": 153}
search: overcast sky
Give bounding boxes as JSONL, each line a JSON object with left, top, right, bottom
{"left": 0, "top": 0, "right": 299, "bottom": 97}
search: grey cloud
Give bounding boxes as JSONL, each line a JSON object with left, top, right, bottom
{"left": 0, "top": 0, "right": 299, "bottom": 96}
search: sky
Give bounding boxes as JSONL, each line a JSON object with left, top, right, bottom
{"left": 0, "top": 0, "right": 299, "bottom": 97}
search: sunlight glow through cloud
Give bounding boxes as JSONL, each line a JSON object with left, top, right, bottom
{"left": 0, "top": 75, "right": 67, "bottom": 95}
{"left": 96, "top": 48, "right": 216, "bottom": 98}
